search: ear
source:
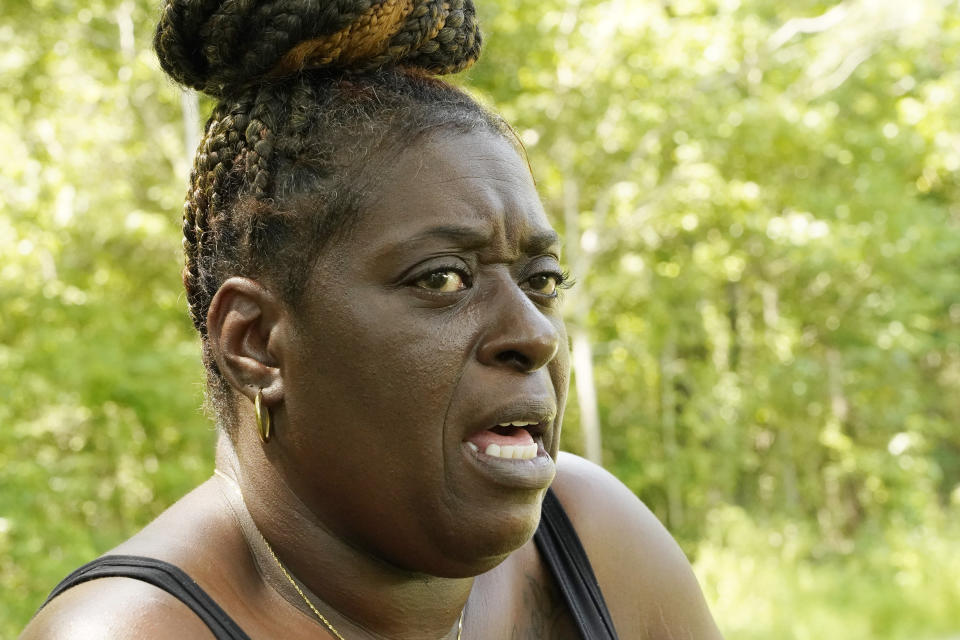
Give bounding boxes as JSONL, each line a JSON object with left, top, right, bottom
{"left": 206, "top": 276, "right": 287, "bottom": 406}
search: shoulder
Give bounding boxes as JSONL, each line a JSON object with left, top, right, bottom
{"left": 20, "top": 574, "right": 216, "bottom": 640}
{"left": 22, "top": 480, "right": 248, "bottom": 640}
{"left": 550, "top": 452, "right": 723, "bottom": 640}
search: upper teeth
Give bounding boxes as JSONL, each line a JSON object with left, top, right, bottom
{"left": 498, "top": 420, "right": 537, "bottom": 427}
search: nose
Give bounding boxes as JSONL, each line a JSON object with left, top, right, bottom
{"left": 476, "top": 282, "right": 561, "bottom": 373}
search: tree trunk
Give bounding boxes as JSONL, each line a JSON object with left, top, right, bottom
{"left": 561, "top": 171, "right": 604, "bottom": 465}
{"left": 661, "top": 333, "right": 684, "bottom": 529}
{"left": 572, "top": 327, "right": 603, "bottom": 464}
{"left": 181, "top": 90, "right": 200, "bottom": 167}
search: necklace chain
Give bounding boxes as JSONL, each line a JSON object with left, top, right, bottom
{"left": 258, "top": 529, "right": 348, "bottom": 640}
{"left": 214, "top": 469, "right": 464, "bottom": 640}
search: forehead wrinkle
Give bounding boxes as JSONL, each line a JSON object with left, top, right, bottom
{"left": 404, "top": 224, "right": 492, "bottom": 248}
{"left": 359, "top": 134, "right": 551, "bottom": 259}
{"left": 422, "top": 174, "right": 519, "bottom": 186}
{"left": 414, "top": 177, "right": 554, "bottom": 258}
{"left": 422, "top": 151, "right": 528, "bottom": 184}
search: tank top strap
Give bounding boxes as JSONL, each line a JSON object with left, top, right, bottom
{"left": 534, "top": 488, "right": 620, "bottom": 639}
{"left": 41, "top": 554, "right": 251, "bottom": 640}
{"left": 44, "top": 497, "right": 618, "bottom": 640}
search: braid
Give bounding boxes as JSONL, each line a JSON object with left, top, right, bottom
{"left": 394, "top": 0, "right": 480, "bottom": 73}
{"left": 240, "top": 1, "right": 370, "bottom": 76}
{"left": 154, "top": 0, "right": 510, "bottom": 424}
{"left": 180, "top": 201, "right": 204, "bottom": 330}
{"left": 243, "top": 91, "right": 288, "bottom": 197}
{"left": 155, "top": 0, "right": 479, "bottom": 98}
{"left": 182, "top": 101, "right": 252, "bottom": 331}
{"left": 181, "top": 107, "right": 223, "bottom": 331}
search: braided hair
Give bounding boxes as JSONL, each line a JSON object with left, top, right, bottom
{"left": 153, "top": 0, "right": 505, "bottom": 423}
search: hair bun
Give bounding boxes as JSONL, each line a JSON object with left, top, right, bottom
{"left": 154, "top": 0, "right": 482, "bottom": 98}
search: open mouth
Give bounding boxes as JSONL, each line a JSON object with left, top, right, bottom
{"left": 459, "top": 410, "right": 557, "bottom": 489}
{"left": 464, "top": 420, "right": 546, "bottom": 460}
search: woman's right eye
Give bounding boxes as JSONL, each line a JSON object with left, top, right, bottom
{"left": 414, "top": 269, "right": 468, "bottom": 293}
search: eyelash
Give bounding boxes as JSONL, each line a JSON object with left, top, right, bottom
{"left": 551, "top": 269, "right": 575, "bottom": 291}
{"left": 424, "top": 264, "right": 472, "bottom": 286}
{"left": 525, "top": 269, "right": 574, "bottom": 298}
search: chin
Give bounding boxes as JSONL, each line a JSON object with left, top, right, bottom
{"left": 425, "top": 499, "right": 545, "bottom": 578}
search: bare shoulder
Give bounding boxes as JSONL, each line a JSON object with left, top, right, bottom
{"left": 20, "top": 575, "right": 215, "bottom": 640}
{"left": 21, "top": 480, "right": 243, "bottom": 640}
{"left": 550, "top": 452, "right": 723, "bottom": 640}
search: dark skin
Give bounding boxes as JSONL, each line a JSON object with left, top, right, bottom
{"left": 22, "top": 131, "right": 722, "bottom": 640}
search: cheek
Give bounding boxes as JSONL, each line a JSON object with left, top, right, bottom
{"left": 549, "top": 323, "right": 571, "bottom": 446}
{"left": 289, "top": 292, "right": 477, "bottom": 448}
{"left": 549, "top": 319, "right": 571, "bottom": 385}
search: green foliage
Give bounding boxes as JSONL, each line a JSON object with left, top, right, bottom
{"left": 697, "top": 504, "right": 960, "bottom": 639}
{"left": 0, "top": 0, "right": 214, "bottom": 632}
{"left": 2, "top": 0, "right": 959, "bottom": 638}
{"left": 466, "top": 1, "right": 960, "bottom": 636}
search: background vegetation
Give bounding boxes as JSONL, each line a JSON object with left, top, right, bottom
{"left": 2, "top": 0, "right": 959, "bottom": 637}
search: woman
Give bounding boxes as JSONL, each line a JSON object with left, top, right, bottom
{"left": 23, "top": 1, "right": 721, "bottom": 638}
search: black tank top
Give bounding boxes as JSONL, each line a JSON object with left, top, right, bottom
{"left": 40, "top": 488, "right": 618, "bottom": 639}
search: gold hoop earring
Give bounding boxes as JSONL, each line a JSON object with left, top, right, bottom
{"left": 254, "top": 388, "right": 271, "bottom": 443}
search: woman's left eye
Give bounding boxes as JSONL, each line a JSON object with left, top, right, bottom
{"left": 415, "top": 269, "right": 468, "bottom": 293}
{"left": 524, "top": 271, "right": 569, "bottom": 297}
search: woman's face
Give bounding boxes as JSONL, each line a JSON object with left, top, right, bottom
{"left": 278, "top": 130, "right": 569, "bottom": 577}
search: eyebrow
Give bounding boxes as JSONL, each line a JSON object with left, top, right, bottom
{"left": 526, "top": 228, "right": 562, "bottom": 255}
{"left": 405, "top": 224, "right": 491, "bottom": 249}
{"left": 403, "top": 224, "right": 561, "bottom": 255}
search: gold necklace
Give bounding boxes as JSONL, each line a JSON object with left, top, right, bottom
{"left": 214, "top": 469, "right": 465, "bottom": 640}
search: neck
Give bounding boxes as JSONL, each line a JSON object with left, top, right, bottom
{"left": 215, "top": 437, "right": 472, "bottom": 640}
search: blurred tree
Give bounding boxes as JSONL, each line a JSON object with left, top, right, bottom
{"left": 468, "top": 1, "right": 960, "bottom": 635}
{"left": 2, "top": 0, "right": 958, "bottom": 638}
{"left": 0, "top": 0, "right": 213, "bottom": 630}
{"left": 470, "top": 0, "right": 960, "bottom": 541}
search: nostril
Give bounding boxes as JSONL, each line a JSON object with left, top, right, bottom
{"left": 496, "top": 349, "right": 532, "bottom": 371}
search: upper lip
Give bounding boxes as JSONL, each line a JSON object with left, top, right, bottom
{"left": 467, "top": 398, "right": 557, "bottom": 440}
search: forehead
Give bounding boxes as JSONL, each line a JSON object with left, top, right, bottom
{"left": 354, "top": 131, "right": 554, "bottom": 249}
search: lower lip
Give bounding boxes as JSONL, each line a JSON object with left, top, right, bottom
{"left": 460, "top": 439, "right": 556, "bottom": 490}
